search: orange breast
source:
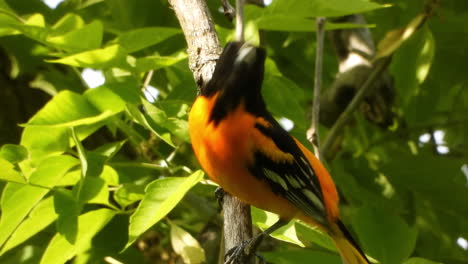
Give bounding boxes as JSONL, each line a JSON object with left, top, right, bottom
{"left": 188, "top": 96, "right": 303, "bottom": 220}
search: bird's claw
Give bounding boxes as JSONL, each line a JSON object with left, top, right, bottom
{"left": 214, "top": 187, "right": 226, "bottom": 209}
{"left": 224, "top": 240, "right": 265, "bottom": 264}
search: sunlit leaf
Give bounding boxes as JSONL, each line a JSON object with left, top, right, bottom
{"left": 54, "top": 189, "right": 79, "bottom": 244}
{"left": 47, "top": 45, "right": 127, "bottom": 68}
{"left": 24, "top": 90, "right": 122, "bottom": 128}
{"left": 117, "top": 27, "right": 181, "bottom": 53}
{"left": 20, "top": 126, "right": 69, "bottom": 162}
{"left": 40, "top": 209, "right": 115, "bottom": 264}
{"left": 0, "top": 155, "right": 78, "bottom": 248}
{"left": 114, "top": 183, "right": 146, "bottom": 208}
{"left": 84, "top": 85, "right": 127, "bottom": 113}
{"left": 252, "top": 207, "right": 305, "bottom": 247}
{"left": 376, "top": 14, "right": 427, "bottom": 59}
{"left": 135, "top": 53, "right": 187, "bottom": 72}
{"left": 0, "top": 158, "right": 25, "bottom": 184}
{"left": 51, "top": 13, "right": 85, "bottom": 34}
{"left": 126, "top": 104, "right": 175, "bottom": 147}
{"left": 352, "top": 205, "right": 418, "bottom": 264}
{"left": 250, "top": 0, "right": 385, "bottom": 32}
{"left": 170, "top": 221, "right": 206, "bottom": 264}
{"left": 93, "top": 140, "right": 127, "bottom": 160}
{"left": 295, "top": 221, "right": 337, "bottom": 252}
{"left": 0, "top": 197, "right": 57, "bottom": 255}
{"left": 142, "top": 100, "right": 190, "bottom": 142}
{"left": 126, "top": 171, "right": 204, "bottom": 248}
{"left": 256, "top": 16, "right": 373, "bottom": 32}
{"left": 47, "top": 20, "right": 103, "bottom": 52}
{"left": 75, "top": 176, "right": 109, "bottom": 205}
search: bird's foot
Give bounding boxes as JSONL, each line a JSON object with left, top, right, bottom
{"left": 224, "top": 239, "right": 265, "bottom": 264}
{"left": 214, "top": 187, "right": 226, "bottom": 210}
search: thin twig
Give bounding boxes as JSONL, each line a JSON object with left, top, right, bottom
{"left": 321, "top": 56, "right": 392, "bottom": 160}
{"left": 307, "top": 17, "right": 326, "bottom": 161}
{"left": 235, "top": 0, "right": 245, "bottom": 42}
{"left": 141, "top": 70, "right": 154, "bottom": 91}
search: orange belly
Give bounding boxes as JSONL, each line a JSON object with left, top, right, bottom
{"left": 188, "top": 96, "right": 301, "bottom": 220}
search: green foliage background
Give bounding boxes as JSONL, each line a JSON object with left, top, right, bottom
{"left": 0, "top": 0, "right": 467, "bottom": 264}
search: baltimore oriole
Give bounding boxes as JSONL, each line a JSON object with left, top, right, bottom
{"left": 188, "top": 41, "right": 369, "bottom": 264}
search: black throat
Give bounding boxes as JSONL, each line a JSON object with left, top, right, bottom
{"left": 200, "top": 42, "right": 267, "bottom": 125}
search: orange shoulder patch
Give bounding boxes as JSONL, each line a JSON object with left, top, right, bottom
{"left": 251, "top": 117, "right": 295, "bottom": 164}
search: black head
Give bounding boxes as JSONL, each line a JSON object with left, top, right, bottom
{"left": 202, "top": 41, "right": 267, "bottom": 124}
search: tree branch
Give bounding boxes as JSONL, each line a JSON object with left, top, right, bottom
{"left": 169, "top": 0, "right": 222, "bottom": 87}
{"left": 321, "top": 56, "right": 392, "bottom": 160}
{"left": 168, "top": 0, "right": 253, "bottom": 262}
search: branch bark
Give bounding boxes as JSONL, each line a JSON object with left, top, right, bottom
{"left": 168, "top": 0, "right": 253, "bottom": 262}
{"left": 169, "top": 0, "right": 222, "bottom": 87}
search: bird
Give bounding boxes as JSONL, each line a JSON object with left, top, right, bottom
{"left": 188, "top": 41, "right": 369, "bottom": 264}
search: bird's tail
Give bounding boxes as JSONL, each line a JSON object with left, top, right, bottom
{"left": 330, "top": 221, "right": 369, "bottom": 264}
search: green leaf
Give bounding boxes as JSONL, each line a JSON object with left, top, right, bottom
{"left": 0, "top": 155, "right": 78, "bottom": 248}
{"left": 404, "top": 257, "right": 443, "bottom": 264}
{"left": 264, "top": 0, "right": 384, "bottom": 17}
{"left": 57, "top": 169, "right": 81, "bottom": 186}
{"left": 0, "top": 0, "right": 15, "bottom": 13}
{"left": 295, "top": 221, "right": 337, "bottom": 252}
{"left": 256, "top": 15, "right": 373, "bottom": 32}
{"left": 142, "top": 100, "right": 190, "bottom": 142}
{"left": 0, "top": 197, "right": 57, "bottom": 255}
{"left": 20, "top": 126, "right": 69, "bottom": 161}
{"left": 117, "top": 27, "right": 181, "bottom": 53}
{"left": 0, "top": 144, "right": 28, "bottom": 163}
{"left": 169, "top": 221, "right": 206, "bottom": 264}
{"left": 126, "top": 171, "right": 204, "bottom": 248}
{"left": 47, "top": 20, "right": 103, "bottom": 52}
{"left": 0, "top": 158, "right": 26, "bottom": 184}
{"left": 135, "top": 53, "right": 187, "bottom": 72}
{"left": 50, "top": 13, "right": 85, "bottom": 35}
{"left": 99, "top": 165, "right": 120, "bottom": 186}
{"left": 381, "top": 154, "right": 468, "bottom": 215}
{"left": 93, "top": 140, "right": 127, "bottom": 160}
{"left": 263, "top": 71, "right": 306, "bottom": 129}
{"left": 47, "top": 44, "right": 127, "bottom": 68}
{"left": 75, "top": 176, "right": 109, "bottom": 205}
{"left": 24, "top": 90, "right": 119, "bottom": 128}
{"left": 391, "top": 25, "right": 436, "bottom": 117}
{"left": 376, "top": 14, "right": 427, "bottom": 59}
{"left": 262, "top": 249, "right": 341, "bottom": 264}
{"left": 40, "top": 209, "right": 115, "bottom": 264}
{"left": 84, "top": 85, "right": 127, "bottom": 113}
{"left": 250, "top": 0, "right": 385, "bottom": 32}
{"left": 104, "top": 80, "right": 141, "bottom": 105}
{"left": 352, "top": 205, "right": 418, "bottom": 264}
{"left": 54, "top": 189, "right": 79, "bottom": 244}
{"left": 251, "top": 207, "right": 304, "bottom": 247}
{"left": 114, "top": 183, "right": 145, "bottom": 208}
{"left": 13, "top": 14, "right": 48, "bottom": 43}
{"left": 126, "top": 103, "right": 175, "bottom": 147}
